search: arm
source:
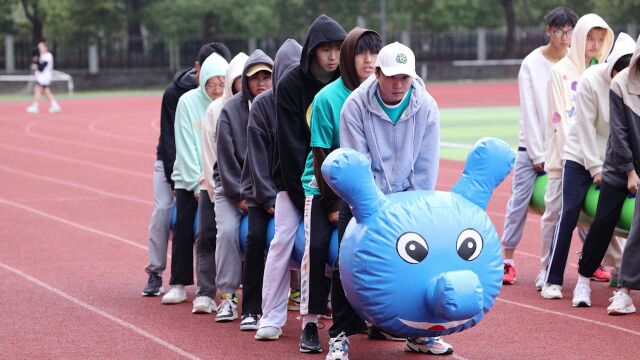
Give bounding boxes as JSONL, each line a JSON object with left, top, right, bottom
{"left": 310, "top": 98, "right": 339, "bottom": 214}
{"left": 37, "top": 60, "right": 48, "bottom": 72}
{"left": 173, "top": 100, "right": 201, "bottom": 192}
{"left": 339, "top": 99, "right": 370, "bottom": 159}
{"left": 410, "top": 96, "right": 440, "bottom": 191}
{"left": 160, "top": 89, "right": 178, "bottom": 188}
{"left": 215, "top": 109, "right": 243, "bottom": 201}
{"left": 608, "top": 87, "right": 635, "bottom": 175}
{"left": 575, "top": 79, "right": 602, "bottom": 177}
{"left": 519, "top": 63, "right": 545, "bottom": 167}
{"left": 247, "top": 106, "right": 277, "bottom": 209}
{"left": 200, "top": 104, "right": 218, "bottom": 200}
{"left": 547, "top": 71, "right": 570, "bottom": 161}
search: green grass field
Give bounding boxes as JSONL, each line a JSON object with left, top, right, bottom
{"left": 440, "top": 106, "right": 520, "bottom": 160}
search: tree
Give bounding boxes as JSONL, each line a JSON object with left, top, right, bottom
{"left": 20, "top": 0, "right": 44, "bottom": 44}
{"left": 501, "top": 0, "right": 517, "bottom": 58}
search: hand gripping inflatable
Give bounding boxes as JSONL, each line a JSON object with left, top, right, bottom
{"left": 321, "top": 137, "right": 514, "bottom": 338}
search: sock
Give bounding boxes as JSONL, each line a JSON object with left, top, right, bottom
{"left": 302, "top": 314, "right": 318, "bottom": 329}
{"left": 577, "top": 274, "right": 590, "bottom": 284}
{"left": 504, "top": 258, "right": 515, "bottom": 266}
{"left": 51, "top": 99, "right": 59, "bottom": 108}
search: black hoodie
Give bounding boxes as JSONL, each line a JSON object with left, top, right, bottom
{"left": 156, "top": 67, "right": 196, "bottom": 188}
{"left": 275, "top": 14, "right": 347, "bottom": 214}
{"left": 241, "top": 39, "right": 303, "bottom": 209}
{"left": 214, "top": 50, "right": 274, "bottom": 201}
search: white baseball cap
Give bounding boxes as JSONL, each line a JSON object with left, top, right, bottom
{"left": 375, "top": 42, "right": 417, "bottom": 78}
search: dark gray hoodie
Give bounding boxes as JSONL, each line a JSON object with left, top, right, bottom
{"left": 214, "top": 49, "right": 274, "bottom": 201}
{"left": 241, "top": 39, "right": 303, "bottom": 208}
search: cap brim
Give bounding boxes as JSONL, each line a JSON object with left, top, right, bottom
{"left": 246, "top": 64, "right": 272, "bottom": 77}
{"left": 379, "top": 66, "right": 417, "bottom": 78}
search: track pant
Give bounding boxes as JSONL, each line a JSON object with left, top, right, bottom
{"left": 620, "top": 197, "right": 640, "bottom": 290}
{"left": 215, "top": 195, "right": 243, "bottom": 295}
{"left": 170, "top": 189, "right": 198, "bottom": 285}
{"left": 502, "top": 149, "right": 537, "bottom": 250}
{"left": 260, "top": 192, "right": 300, "bottom": 328}
{"left": 578, "top": 181, "right": 628, "bottom": 278}
{"left": 541, "top": 176, "right": 563, "bottom": 271}
{"left": 328, "top": 200, "right": 368, "bottom": 338}
{"left": 195, "top": 190, "right": 217, "bottom": 298}
{"left": 145, "top": 160, "right": 175, "bottom": 276}
{"left": 242, "top": 206, "right": 270, "bottom": 315}
{"left": 300, "top": 195, "right": 332, "bottom": 315}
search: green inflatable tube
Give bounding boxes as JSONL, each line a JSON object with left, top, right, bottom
{"left": 529, "top": 173, "right": 547, "bottom": 214}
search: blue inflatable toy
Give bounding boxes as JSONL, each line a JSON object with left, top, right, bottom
{"left": 321, "top": 137, "right": 514, "bottom": 338}
{"left": 238, "top": 214, "right": 275, "bottom": 255}
{"left": 170, "top": 205, "right": 199, "bottom": 234}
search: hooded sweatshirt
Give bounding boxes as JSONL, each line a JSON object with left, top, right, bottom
{"left": 171, "top": 53, "right": 229, "bottom": 192}
{"left": 340, "top": 75, "right": 440, "bottom": 194}
{"left": 157, "top": 67, "right": 196, "bottom": 188}
{"left": 545, "top": 14, "right": 614, "bottom": 178}
{"left": 200, "top": 52, "right": 248, "bottom": 200}
{"left": 241, "top": 39, "right": 303, "bottom": 209}
{"left": 564, "top": 32, "right": 636, "bottom": 177}
{"left": 276, "top": 14, "right": 347, "bottom": 214}
{"left": 214, "top": 49, "right": 274, "bottom": 201}
{"left": 605, "top": 35, "right": 640, "bottom": 188}
{"left": 300, "top": 28, "right": 379, "bottom": 213}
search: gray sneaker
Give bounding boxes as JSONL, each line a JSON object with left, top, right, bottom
{"left": 240, "top": 314, "right": 260, "bottom": 331}
{"left": 255, "top": 326, "right": 282, "bottom": 340}
{"left": 215, "top": 295, "right": 238, "bottom": 322}
{"left": 141, "top": 273, "right": 163, "bottom": 296}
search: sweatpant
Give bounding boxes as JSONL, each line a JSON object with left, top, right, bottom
{"left": 242, "top": 206, "right": 271, "bottom": 315}
{"left": 540, "top": 176, "right": 563, "bottom": 271}
{"left": 195, "top": 190, "right": 217, "bottom": 298}
{"left": 300, "top": 195, "right": 332, "bottom": 315}
{"left": 170, "top": 189, "right": 198, "bottom": 285}
{"left": 260, "top": 191, "right": 301, "bottom": 329}
{"left": 620, "top": 197, "right": 640, "bottom": 290}
{"left": 145, "top": 160, "right": 175, "bottom": 276}
{"left": 329, "top": 200, "right": 368, "bottom": 338}
{"left": 501, "top": 149, "right": 537, "bottom": 250}
{"left": 578, "top": 181, "right": 628, "bottom": 278}
{"left": 214, "top": 194, "right": 243, "bottom": 295}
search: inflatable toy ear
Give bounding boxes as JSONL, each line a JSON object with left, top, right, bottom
{"left": 321, "top": 148, "right": 388, "bottom": 223}
{"left": 451, "top": 137, "right": 515, "bottom": 210}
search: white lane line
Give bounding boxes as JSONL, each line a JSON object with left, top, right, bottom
{"left": 0, "top": 142, "right": 152, "bottom": 179}
{"left": 25, "top": 121, "right": 154, "bottom": 159}
{"left": 0, "top": 198, "right": 147, "bottom": 252}
{"left": 0, "top": 164, "right": 152, "bottom": 206}
{"left": 89, "top": 119, "right": 156, "bottom": 145}
{"left": 496, "top": 297, "right": 640, "bottom": 336}
{"left": 0, "top": 261, "right": 199, "bottom": 360}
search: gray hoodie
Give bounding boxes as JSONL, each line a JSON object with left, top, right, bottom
{"left": 214, "top": 49, "right": 274, "bottom": 200}
{"left": 340, "top": 76, "right": 440, "bottom": 194}
{"left": 241, "top": 39, "right": 303, "bottom": 208}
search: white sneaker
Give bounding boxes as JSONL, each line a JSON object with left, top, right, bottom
{"left": 240, "top": 314, "right": 260, "bottom": 331}
{"left": 607, "top": 291, "right": 636, "bottom": 315}
{"left": 192, "top": 295, "right": 216, "bottom": 314}
{"left": 215, "top": 295, "right": 238, "bottom": 322}
{"left": 49, "top": 105, "right": 61, "bottom": 113}
{"left": 326, "top": 332, "right": 350, "bottom": 360}
{"left": 255, "top": 326, "right": 282, "bottom": 340}
{"left": 541, "top": 284, "right": 563, "bottom": 299}
{"left": 535, "top": 270, "right": 546, "bottom": 291}
{"left": 26, "top": 104, "right": 39, "bottom": 113}
{"left": 405, "top": 336, "right": 454, "bottom": 355}
{"left": 161, "top": 285, "right": 187, "bottom": 304}
{"left": 572, "top": 281, "right": 591, "bottom": 307}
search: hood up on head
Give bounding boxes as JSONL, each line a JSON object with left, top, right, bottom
{"left": 299, "top": 14, "right": 347, "bottom": 78}
{"left": 605, "top": 32, "right": 636, "bottom": 81}
{"left": 566, "top": 14, "right": 614, "bottom": 74}
{"left": 199, "top": 52, "right": 229, "bottom": 100}
{"left": 272, "top": 39, "right": 303, "bottom": 93}
{"left": 240, "top": 49, "right": 274, "bottom": 102}
{"left": 628, "top": 35, "right": 640, "bottom": 96}
{"left": 222, "top": 52, "right": 249, "bottom": 101}
{"left": 340, "top": 27, "right": 381, "bottom": 91}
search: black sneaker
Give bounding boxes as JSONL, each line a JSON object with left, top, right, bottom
{"left": 141, "top": 273, "right": 163, "bottom": 296}
{"left": 299, "top": 323, "right": 321, "bottom": 353}
{"left": 367, "top": 326, "right": 405, "bottom": 341}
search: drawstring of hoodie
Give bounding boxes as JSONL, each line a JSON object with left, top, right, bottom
{"left": 368, "top": 114, "right": 393, "bottom": 194}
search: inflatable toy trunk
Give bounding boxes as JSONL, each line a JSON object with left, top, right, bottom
{"left": 321, "top": 138, "right": 514, "bottom": 338}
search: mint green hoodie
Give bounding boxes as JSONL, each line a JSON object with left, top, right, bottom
{"left": 172, "top": 53, "right": 229, "bottom": 192}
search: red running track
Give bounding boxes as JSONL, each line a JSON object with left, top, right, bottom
{"left": 1, "top": 84, "right": 638, "bottom": 360}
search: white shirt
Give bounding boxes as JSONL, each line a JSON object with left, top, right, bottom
{"left": 35, "top": 51, "right": 54, "bottom": 85}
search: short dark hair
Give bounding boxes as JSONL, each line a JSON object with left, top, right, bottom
{"left": 544, "top": 7, "right": 578, "bottom": 29}
{"left": 613, "top": 54, "right": 632, "bottom": 74}
{"left": 355, "top": 32, "right": 382, "bottom": 55}
{"left": 197, "top": 42, "right": 232, "bottom": 64}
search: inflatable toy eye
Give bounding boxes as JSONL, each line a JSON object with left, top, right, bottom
{"left": 456, "top": 229, "right": 483, "bottom": 261}
{"left": 396, "top": 232, "right": 429, "bottom": 264}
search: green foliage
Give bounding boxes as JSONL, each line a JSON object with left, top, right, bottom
{"left": 0, "top": 0, "right": 17, "bottom": 33}
{"left": 42, "top": 0, "right": 125, "bottom": 41}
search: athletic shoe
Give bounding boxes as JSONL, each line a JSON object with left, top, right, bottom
{"left": 192, "top": 296, "right": 216, "bottom": 314}
{"left": 240, "top": 314, "right": 260, "bottom": 331}
{"left": 541, "top": 284, "right": 563, "bottom": 299}
{"left": 503, "top": 262, "right": 516, "bottom": 284}
{"left": 326, "top": 331, "right": 350, "bottom": 360}
{"left": 405, "top": 336, "right": 454, "bottom": 355}
{"left": 288, "top": 290, "right": 301, "bottom": 311}
{"left": 367, "top": 326, "right": 404, "bottom": 341}
{"left": 161, "top": 285, "right": 187, "bottom": 304}
{"left": 299, "top": 322, "right": 322, "bottom": 353}
{"left": 591, "top": 265, "right": 611, "bottom": 282}
{"left": 48, "top": 105, "right": 61, "bottom": 113}
{"left": 141, "top": 273, "right": 163, "bottom": 296}
{"left": 609, "top": 267, "right": 620, "bottom": 288}
{"left": 255, "top": 326, "right": 282, "bottom": 340}
{"left": 572, "top": 281, "right": 591, "bottom": 307}
{"left": 26, "top": 104, "right": 39, "bottom": 113}
{"left": 535, "top": 269, "right": 546, "bottom": 291}
{"left": 607, "top": 291, "right": 636, "bottom": 315}
{"left": 215, "top": 294, "right": 238, "bottom": 322}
